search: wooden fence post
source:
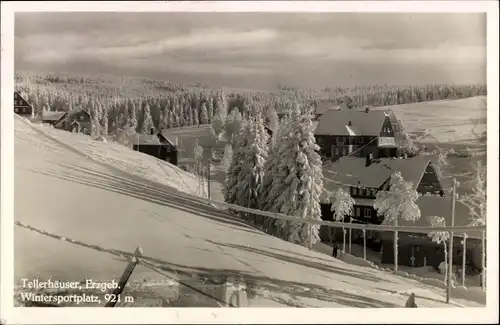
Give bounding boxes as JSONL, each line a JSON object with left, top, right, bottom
{"left": 363, "top": 229, "right": 367, "bottom": 260}
{"left": 462, "top": 234, "right": 467, "bottom": 287}
{"left": 105, "top": 246, "right": 143, "bottom": 307}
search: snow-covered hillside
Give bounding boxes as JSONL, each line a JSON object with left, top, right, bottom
{"left": 14, "top": 116, "right": 484, "bottom": 307}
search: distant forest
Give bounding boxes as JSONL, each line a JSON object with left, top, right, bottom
{"left": 14, "top": 71, "right": 487, "bottom": 136}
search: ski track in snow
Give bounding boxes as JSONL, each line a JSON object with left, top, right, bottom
{"left": 13, "top": 116, "right": 484, "bottom": 308}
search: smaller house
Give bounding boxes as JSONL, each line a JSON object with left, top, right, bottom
{"left": 133, "top": 128, "right": 179, "bottom": 166}
{"left": 41, "top": 111, "right": 67, "bottom": 126}
{"left": 14, "top": 91, "right": 34, "bottom": 118}
{"left": 55, "top": 109, "right": 92, "bottom": 135}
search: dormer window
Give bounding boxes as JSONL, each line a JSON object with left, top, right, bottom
{"left": 352, "top": 187, "right": 358, "bottom": 196}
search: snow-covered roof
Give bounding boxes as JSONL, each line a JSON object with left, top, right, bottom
{"left": 315, "top": 110, "right": 390, "bottom": 136}
{"left": 42, "top": 111, "right": 66, "bottom": 121}
{"left": 399, "top": 196, "right": 483, "bottom": 239}
{"left": 323, "top": 155, "right": 431, "bottom": 189}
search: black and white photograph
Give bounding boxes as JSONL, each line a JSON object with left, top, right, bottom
{"left": 1, "top": 1, "right": 498, "bottom": 324}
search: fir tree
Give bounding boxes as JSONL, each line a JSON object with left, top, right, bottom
{"left": 212, "top": 90, "right": 228, "bottom": 136}
{"left": 129, "top": 101, "right": 138, "bottom": 132}
{"left": 224, "top": 120, "right": 251, "bottom": 205}
{"left": 225, "top": 109, "right": 243, "bottom": 142}
{"left": 200, "top": 102, "right": 209, "bottom": 125}
{"left": 193, "top": 107, "right": 200, "bottom": 126}
{"left": 236, "top": 114, "right": 270, "bottom": 210}
{"left": 269, "top": 106, "right": 324, "bottom": 245}
{"left": 220, "top": 144, "right": 233, "bottom": 171}
{"left": 141, "top": 102, "right": 154, "bottom": 134}
{"left": 101, "top": 106, "right": 109, "bottom": 136}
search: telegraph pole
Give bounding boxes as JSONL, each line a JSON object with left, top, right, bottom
{"left": 207, "top": 148, "right": 211, "bottom": 200}
{"left": 446, "top": 178, "right": 457, "bottom": 304}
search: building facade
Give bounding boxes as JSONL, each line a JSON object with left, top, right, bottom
{"left": 14, "top": 91, "right": 34, "bottom": 118}
{"left": 314, "top": 107, "right": 399, "bottom": 161}
{"left": 55, "top": 109, "right": 93, "bottom": 135}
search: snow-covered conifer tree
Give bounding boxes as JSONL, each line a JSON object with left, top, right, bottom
{"left": 220, "top": 144, "right": 233, "bottom": 171}
{"left": 141, "top": 102, "right": 154, "bottom": 134}
{"left": 374, "top": 171, "right": 421, "bottom": 271}
{"left": 129, "top": 101, "right": 138, "bottom": 132}
{"left": 224, "top": 120, "right": 250, "bottom": 205}
{"left": 236, "top": 114, "right": 270, "bottom": 211}
{"left": 265, "top": 104, "right": 279, "bottom": 139}
{"left": 200, "top": 103, "right": 209, "bottom": 125}
{"left": 224, "top": 109, "right": 243, "bottom": 142}
{"left": 159, "top": 110, "right": 167, "bottom": 130}
{"left": 101, "top": 106, "right": 109, "bottom": 136}
{"left": 212, "top": 90, "right": 228, "bottom": 136}
{"left": 269, "top": 106, "right": 324, "bottom": 245}
{"left": 193, "top": 107, "right": 200, "bottom": 126}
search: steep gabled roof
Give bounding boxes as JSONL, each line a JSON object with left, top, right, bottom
{"left": 133, "top": 134, "right": 162, "bottom": 145}
{"left": 324, "top": 155, "right": 431, "bottom": 189}
{"left": 42, "top": 111, "right": 67, "bottom": 121}
{"left": 14, "top": 91, "right": 33, "bottom": 107}
{"left": 66, "top": 108, "right": 90, "bottom": 117}
{"left": 158, "top": 132, "right": 178, "bottom": 147}
{"left": 315, "top": 110, "right": 389, "bottom": 136}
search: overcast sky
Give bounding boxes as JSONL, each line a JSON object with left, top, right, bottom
{"left": 15, "top": 12, "right": 486, "bottom": 90}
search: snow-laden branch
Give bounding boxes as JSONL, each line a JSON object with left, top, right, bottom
{"left": 374, "top": 171, "right": 421, "bottom": 224}
{"left": 458, "top": 161, "right": 486, "bottom": 227}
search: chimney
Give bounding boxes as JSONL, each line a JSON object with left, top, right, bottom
{"left": 365, "top": 106, "right": 370, "bottom": 113}
{"left": 348, "top": 120, "right": 352, "bottom": 126}
{"left": 366, "top": 153, "right": 373, "bottom": 167}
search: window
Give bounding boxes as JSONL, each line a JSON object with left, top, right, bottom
{"left": 360, "top": 188, "right": 366, "bottom": 196}
{"left": 14, "top": 93, "right": 18, "bottom": 99}
{"left": 14, "top": 107, "right": 18, "bottom": 113}
{"left": 342, "top": 147, "right": 348, "bottom": 156}
{"left": 364, "top": 208, "right": 372, "bottom": 218}
{"left": 355, "top": 207, "right": 361, "bottom": 217}
{"left": 334, "top": 146, "right": 340, "bottom": 157}
{"left": 352, "top": 187, "right": 358, "bottom": 196}
{"left": 337, "top": 137, "right": 345, "bottom": 145}
{"left": 79, "top": 115, "right": 84, "bottom": 121}
{"left": 356, "top": 137, "right": 363, "bottom": 145}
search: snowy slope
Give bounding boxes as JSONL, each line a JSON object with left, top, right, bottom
{"left": 14, "top": 117, "right": 483, "bottom": 307}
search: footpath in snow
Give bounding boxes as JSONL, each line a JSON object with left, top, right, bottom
{"left": 13, "top": 116, "right": 484, "bottom": 308}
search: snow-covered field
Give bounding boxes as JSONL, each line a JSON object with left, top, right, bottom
{"left": 374, "top": 96, "right": 487, "bottom": 145}
{"left": 14, "top": 116, "right": 485, "bottom": 307}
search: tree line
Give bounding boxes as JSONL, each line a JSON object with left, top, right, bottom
{"left": 15, "top": 71, "right": 486, "bottom": 140}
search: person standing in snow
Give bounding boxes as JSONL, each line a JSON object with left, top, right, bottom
{"left": 405, "top": 292, "right": 418, "bottom": 308}
{"left": 332, "top": 243, "right": 339, "bottom": 258}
